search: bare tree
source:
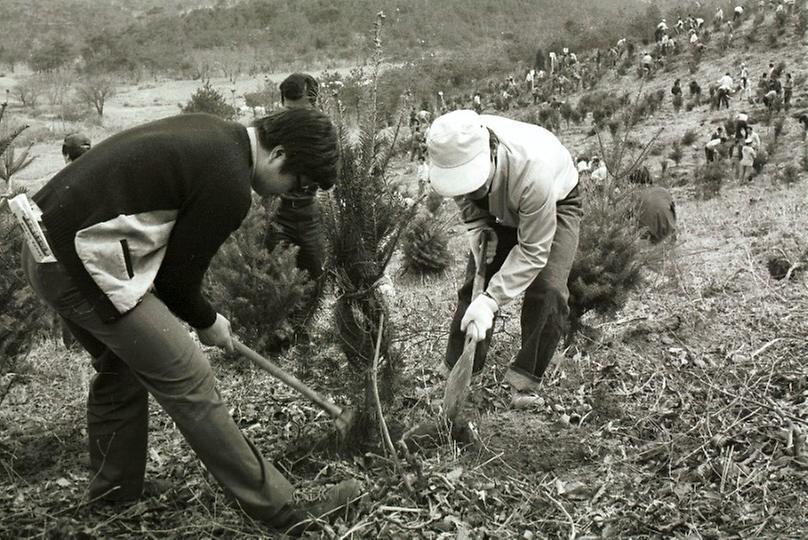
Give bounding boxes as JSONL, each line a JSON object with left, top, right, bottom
{"left": 13, "top": 77, "right": 42, "bottom": 108}
{"left": 77, "top": 76, "right": 115, "bottom": 117}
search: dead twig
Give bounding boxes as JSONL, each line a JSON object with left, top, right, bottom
{"left": 371, "top": 313, "right": 399, "bottom": 470}
{"left": 544, "top": 490, "right": 576, "bottom": 540}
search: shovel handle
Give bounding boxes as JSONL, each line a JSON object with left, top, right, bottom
{"left": 234, "top": 340, "right": 344, "bottom": 420}
{"left": 467, "top": 233, "right": 489, "bottom": 340}
{"left": 443, "top": 234, "right": 491, "bottom": 420}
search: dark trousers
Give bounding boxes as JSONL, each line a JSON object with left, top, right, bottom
{"left": 22, "top": 245, "right": 293, "bottom": 521}
{"left": 266, "top": 196, "right": 324, "bottom": 329}
{"left": 718, "top": 90, "right": 730, "bottom": 109}
{"left": 445, "top": 186, "right": 583, "bottom": 383}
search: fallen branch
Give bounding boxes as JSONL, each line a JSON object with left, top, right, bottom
{"left": 544, "top": 490, "right": 576, "bottom": 540}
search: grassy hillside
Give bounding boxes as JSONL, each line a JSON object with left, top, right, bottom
{"left": 2, "top": 0, "right": 725, "bottom": 75}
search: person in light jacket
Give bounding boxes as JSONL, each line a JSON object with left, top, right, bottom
{"left": 427, "top": 110, "right": 583, "bottom": 395}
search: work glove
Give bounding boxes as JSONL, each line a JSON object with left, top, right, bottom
{"left": 461, "top": 293, "right": 498, "bottom": 342}
{"left": 197, "top": 312, "right": 235, "bottom": 353}
{"left": 466, "top": 219, "right": 498, "bottom": 267}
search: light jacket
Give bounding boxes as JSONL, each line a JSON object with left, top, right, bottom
{"left": 454, "top": 115, "right": 578, "bottom": 307}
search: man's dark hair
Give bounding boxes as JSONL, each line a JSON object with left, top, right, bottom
{"left": 279, "top": 73, "right": 319, "bottom": 106}
{"left": 62, "top": 133, "right": 91, "bottom": 161}
{"left": 252, "top": 107, "right": 338, "bottom": 190}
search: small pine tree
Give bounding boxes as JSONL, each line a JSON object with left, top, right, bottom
{"left": 779, "top": 164, "right": 799, "bottom": 186}
{"left": 0, "top": 102, "right": 48, "bottom": 375}
{"left": 680, "top": 129, "right": 697, "bottom": 146}
{"left": 695, "top": 161, "right": 724, "bottom": 199}
{"left": 424, "top": 190, "right": 444, "bottom": 214}
{"left": 320, "top": 12, "right": 419, "bottom": 446}
{"left": 206, "top": 199, "right": 313, "bottom": 355}
{"left": 773, "top": 116, "right": 786, "bottom": 141}
{"left": 669, "top": 142, "right": 683, "bottom": 165}
{"left": 401, "top": 213, "right": 452, "bottom": 275}
{"left": 567, "top": 192, "right": 644, "bottom": 339}
{"left": 796, "top": 9, "right": 808, "bottom": 36}
{"left": 182, "top": 80, "right": 237, "bottom": 119}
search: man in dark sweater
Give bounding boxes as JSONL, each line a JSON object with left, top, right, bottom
{"left": 265, "top": 73, "right": 324, "bottom": 351}
{"left": 22, "top": 109, "right": 359, "bottom": 534}
{"left": 628, "top": 166, "right": 676, "bottom": 243}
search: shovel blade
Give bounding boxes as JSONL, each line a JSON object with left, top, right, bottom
{"left": 443, "top": 336, "right": 475, "bottom": 422}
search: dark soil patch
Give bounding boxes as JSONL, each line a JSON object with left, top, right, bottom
{"left": 477, "top": 411, "right": 595, "bottom": 475}
{"left": 6, "top": 427, "right": 85, "bottom": 480}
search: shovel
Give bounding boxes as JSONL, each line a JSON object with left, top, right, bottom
{"left": 234, "top": 339, "right": 355, "bottom": 438}
{"left": 443, "top": 234, "right": 489, "bottom": 423}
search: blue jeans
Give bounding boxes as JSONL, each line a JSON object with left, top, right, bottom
{"left": 445, "top": 186, "right": 583, "bottom": 384}
{"left": 22, "top": 245, "right": 293, "bottom": 522}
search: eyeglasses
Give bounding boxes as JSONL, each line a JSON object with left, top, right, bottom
{"left": 296, "top": 175, "right": 318, "bottom": 193}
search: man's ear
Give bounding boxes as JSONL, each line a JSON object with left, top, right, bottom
{"left": 268, "top": 145, "right": 285, "bottom": 161}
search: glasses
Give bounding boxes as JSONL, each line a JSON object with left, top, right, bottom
{"left": 296, "top": 175, "right": 319, "bottom": 193}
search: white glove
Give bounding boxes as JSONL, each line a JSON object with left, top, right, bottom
{"left": 461, "top": 293, "right": 498, "bottom": 342}
{"left": 466, "top": 222, "right": 498, "bottom": 266}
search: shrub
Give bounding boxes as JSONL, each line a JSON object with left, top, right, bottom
{"left": 773, "top": 116, "right": 786, "bottom": 140}
{"left": 206, "top": 199, "right": 313, "bottom": 355}
{"left": 559, "top": 101, "right": 580, "bottom": 128}
{"left": 425, "top": 190, "right": 444, "bottom": 214}
{"left": 536, "top": 106, "right": 561, "bottom": 132}
{"left": 767, "top": 29, "right": 780, "bottom": 48}
{"left": 753, "top": 149, "right": 768, "bottom": 173}
{"left": 0, "top": 105, "right": 49, "bottom": 377}
{"left": 608, "top": 119, "right": 621, "bottom": 137}
{"left": 685, "top": 100, "right": 696, "bottom": 112}
{"left": 766, "top": 139, "right": 777, "bottom": 158}
{"left": 567, "top": 190, "right": 644, "bottom": 339}
{"left": 695, "top": 161, "right": 724, "bottom": 199}
{"left": 681, "top": 129, "right": 697, "bottom": 146}
{"left": 182, "top": 80, "right": 236, "bottom": 119}
{"left": 401, "top": 213, "right": 452, "bottom": 275}
{"left": 796, "top": 9, "right": 808, "bottom": 36}
{"left": 668, "top": 142, "right": 683, "bottom": 165}
{"left": 780, "top": 164, "right": 799, "bottom": 186}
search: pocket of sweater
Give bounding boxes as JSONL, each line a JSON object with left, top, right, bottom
{"left": 120, "top": 239, "right": 134, "bottom": 278}
{"left": 76, "top": 238, "right": 132, "bottom": 282}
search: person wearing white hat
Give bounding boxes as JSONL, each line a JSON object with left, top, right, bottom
{"left": 427, "top": 110, "right": 582, "bottom": 394}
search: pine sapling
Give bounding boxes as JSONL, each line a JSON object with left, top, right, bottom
{"left": 401, "top": 212, "right": 452, "bottom": 275}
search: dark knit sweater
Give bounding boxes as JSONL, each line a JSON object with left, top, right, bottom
{"left": 34, "top": 113, "right": 253, "bottom": 328}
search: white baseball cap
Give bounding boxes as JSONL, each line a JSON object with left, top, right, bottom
{"left": 427, "top": 110, "right": 491, "bottom": 197}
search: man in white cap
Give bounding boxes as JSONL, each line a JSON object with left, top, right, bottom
{"left": 426, "top": 110, "right": 582, "bottom": 394}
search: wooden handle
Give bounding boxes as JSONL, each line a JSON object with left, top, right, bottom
{"left": 467, "top": 233, "right": 489, "bottom": 338}
{"left": 234, "top": 340, "right": 344, "bottom": 419}
{"left": 443, "top": 233, "right": 491, "bottom": 420}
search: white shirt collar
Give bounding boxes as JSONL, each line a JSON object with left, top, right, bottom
{"left": 246, "top": 127, "right": 258, "bottom": 181}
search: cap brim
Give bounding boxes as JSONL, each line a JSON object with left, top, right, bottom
{"left": 429, "top": 151, "right": 491, "bottom": 197}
